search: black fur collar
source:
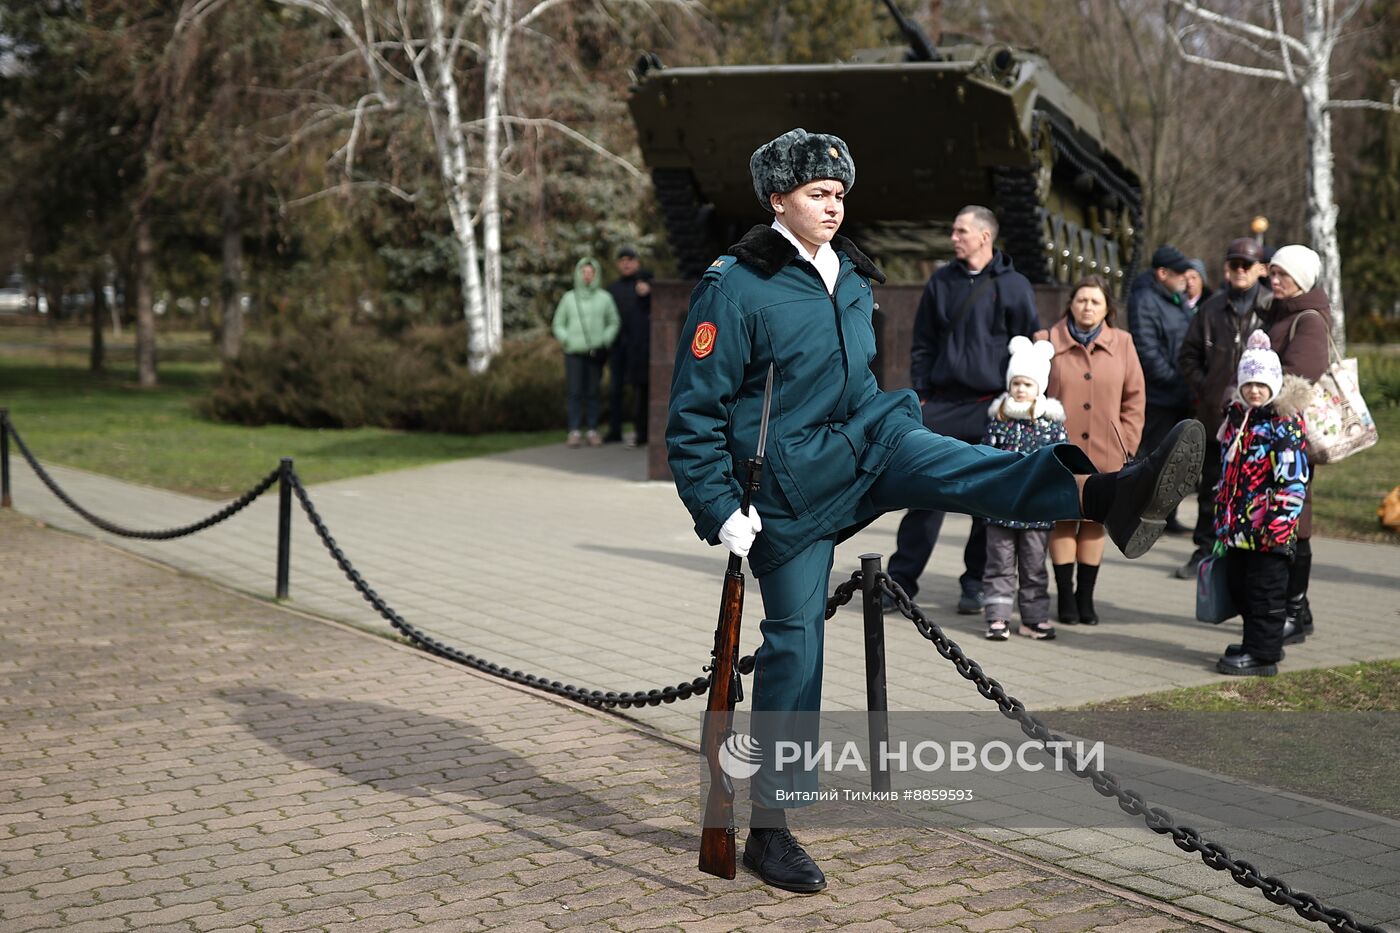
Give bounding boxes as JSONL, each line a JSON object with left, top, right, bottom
{"left": 729, "top": 224, "right": 886, "bottom": 284}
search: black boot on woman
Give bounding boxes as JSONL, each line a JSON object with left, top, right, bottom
{"left": 1054, "top": 562, "right": 1078, "bottom": 624}
{"left": 1075, "top": 563, "right": 1100, "bottom": 625}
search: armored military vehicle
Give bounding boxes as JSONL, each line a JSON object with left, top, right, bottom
{"left": 627, "top": 2, "right": 1142, "bottom": 288}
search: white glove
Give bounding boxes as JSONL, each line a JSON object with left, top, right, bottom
{"left": 718, "top": 507, "right": 763, "bottom": 558}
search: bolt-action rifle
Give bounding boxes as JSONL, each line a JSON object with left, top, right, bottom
{"left": 699, "top": 364, "right": 774, "bottom": 880}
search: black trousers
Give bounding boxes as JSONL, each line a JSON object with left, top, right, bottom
{"left": 1141, "top": 404, "right": 1191, "bottom": 457}
{"left": 888, "top": 511, "right": 986, "bottom": 599}
{"left": 1191, "top": 438, "right": 1224, "bottom": 555}
{"left": 1225, "top": 548, "right": 1289, "bottom": 662}
{"left": 605, "top": 344, "right": 649, "bottom": 442}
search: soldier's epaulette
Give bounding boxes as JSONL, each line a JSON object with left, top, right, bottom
{"left": 702, "top": 255, "right": 738, "bottom": 281}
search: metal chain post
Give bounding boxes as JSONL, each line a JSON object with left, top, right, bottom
{"left": 276, "top": 457, "right": 293, "bottom": 600}
{"left": 860, "top": 554, "right": 891, "bottom": 794}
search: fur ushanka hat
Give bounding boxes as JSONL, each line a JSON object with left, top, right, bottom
{"left": 750, "top": 128, "right": 855, "bottom": 210}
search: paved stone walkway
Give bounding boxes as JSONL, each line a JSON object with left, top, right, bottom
{"left": 3, "top": 511, "right": 1234, "bottom": 933}
{"left": 5, "top": 440, "right": 1399, "bottom": 931}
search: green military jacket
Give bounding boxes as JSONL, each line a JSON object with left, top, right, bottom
{"left": 666, "top": 225, "right": 924, "bottom": 576}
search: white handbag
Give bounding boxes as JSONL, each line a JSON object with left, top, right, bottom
{"left": 1291, "top": 314, "right": 1379, "bottom": 464}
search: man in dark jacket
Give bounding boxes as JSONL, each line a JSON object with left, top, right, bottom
{"left": 1129, "top": 245, "right": 1195, "bottom": 533}
{"left": 887, "top": 206, "right": 1041, "bottom": 613}
{"left": 603, "top": 247, "right": 654, "bottom": 446}
{"left": 1176, "top": 237, "right": 1271, "bottom": 577}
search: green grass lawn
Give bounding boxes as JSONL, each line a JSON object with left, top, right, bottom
{"left": 1061, "top": 660, "right": 1400, "bottom": 819}
{"left": 0, "top": 326, "right": 563, "bottom": 498}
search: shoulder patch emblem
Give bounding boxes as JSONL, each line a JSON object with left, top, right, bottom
{"left": 710, "top": 259, "right": 726, "bottom": 268}
{"left": 692, "top": 322, "right": 717, "bottom": 359}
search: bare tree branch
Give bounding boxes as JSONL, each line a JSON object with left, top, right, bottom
{"left": 494, "top": 115, "right": 645, "bottom": 177}
{"left": 1325, "top": 98, "right": 1400, "bottom": 112}
{"left": 513, "top": 0, "right": 574, "bottom": 31}
{"left": 281, "top": 179, "right": 419, "bottom": 208}
{"left": 1270, "top": 0, "right": 1298, "bottom": 84}
{"left": 1166, "top": 0, "right": 1309, "bottom": 57}
{"left": 1168, "top": 24, "right": 1290, "bottom": 81}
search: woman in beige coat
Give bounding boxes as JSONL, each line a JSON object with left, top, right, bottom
{"left": 1037, "top": 275, "right": 1146, "bottom": 624}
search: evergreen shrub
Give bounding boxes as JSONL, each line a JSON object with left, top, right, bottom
{"left": 205, "top": 319, "right": 568, "bottom": 433}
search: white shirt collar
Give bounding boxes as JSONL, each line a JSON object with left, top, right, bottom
{"left": 771, "top": 219, "right": 840, "bottom": 294}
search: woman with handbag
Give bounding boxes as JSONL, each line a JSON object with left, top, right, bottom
{"left": 552, "top": 257, "right": 621, "bottom": 447}
{"left": 1261, "top": 245, "right": 1330, "bottom": 643}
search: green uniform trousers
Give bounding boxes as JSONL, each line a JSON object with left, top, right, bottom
{"left": 750, "top": 427, "right": 1088, "bottom": 807}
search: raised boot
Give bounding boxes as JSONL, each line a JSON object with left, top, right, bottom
{"left": 1082, "top": 420, "right": 1206, "bottom": 559}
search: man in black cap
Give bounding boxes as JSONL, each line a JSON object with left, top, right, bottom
{"left": 1128, "top": 245, "right": 1196, "bottom": 534}
{"left": 1176, "top": 237, "right": 1272, "bottom": 577}
{"left": 603, "top": 246, "right": 654, "bottom": 446}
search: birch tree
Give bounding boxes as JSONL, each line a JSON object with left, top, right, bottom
{"left": 272, "top": 0, "right": 689, "bottom": 372}
{"left": 1166, "top": 0, "right": 1400, "bottom": 347}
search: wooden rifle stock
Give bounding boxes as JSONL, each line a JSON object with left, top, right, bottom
{"left": 698, "top": 364, "right": 772, "bottom": 881}
{"left": 698, "top": 452, "right": 765, "bottom": 879}
{"left": 698, "top": 557, "right": 745, "bottom": 879}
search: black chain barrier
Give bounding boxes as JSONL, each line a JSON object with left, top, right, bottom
{"left": 873, "top": 572, "right": 1380, "bottom": 933}
{"left": 4, "top": 417, "right": 281, "bottom": 540}
{"left": 288, "top": 468, "right": 862, "bottom": 710}
{"left": 7, "top": 410, "right": 1366, "bottom": 929}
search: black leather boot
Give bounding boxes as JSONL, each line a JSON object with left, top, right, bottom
{"left": 1075, "top": 563, "right": 1099, "bottom": 625}
{"left": 1217, "top": 652, "right": 1279, "bottom": 676}
{"left": 1082, "top": 420, "right": 1206, "bottom": 559}
{"left": 742, "top": 827, "right": 827, "bottom": 893}
{"left": 1053, "top": 563, "right": 1077, "bottom": 624}
{"left": 1284, "top": 594, "right": 1313, "bottom": 643}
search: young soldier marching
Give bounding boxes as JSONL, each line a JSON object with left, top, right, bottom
{"left": 666, "top": 128, "right": 1206, "bottom": 892}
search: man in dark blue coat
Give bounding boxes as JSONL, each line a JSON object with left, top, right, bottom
{"left": 887, "top": 208, "right": 1041, "bottom": 613}
{"left": 604, "top": 247, "right": 654, "bottom": 446}
{"left": 666, "top": 128, "right": 1205, "bottom": 894}
{"left": 1129, "top": 245, "right": 1196, "bottom": 534}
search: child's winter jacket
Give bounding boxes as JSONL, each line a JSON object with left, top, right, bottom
{"left": 1213, "top": 374, "right": 1312, "bottom": 553}
{"left": 982, "top": 395, "right": 1068, "bottom": 530}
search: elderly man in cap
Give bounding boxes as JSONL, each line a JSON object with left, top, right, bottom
{"left": 1128, "top": 245, "right": 1197, "bottom": 534}
{"left": 666, "top": 127, "right": 1206, "bottom": 893}
{"left": 1176, "top": 238, "right": 1272, "bottom": 577}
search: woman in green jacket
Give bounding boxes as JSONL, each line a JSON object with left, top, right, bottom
{"left": 666, "top": 128, "right": 1205, "bottom": 894}
{"left": 552, "top": 257, "right": 620, "bottom": 446}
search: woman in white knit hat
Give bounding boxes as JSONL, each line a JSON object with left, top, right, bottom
{"left": 1262, "top": 244, "right": 1330, "bottom": 646}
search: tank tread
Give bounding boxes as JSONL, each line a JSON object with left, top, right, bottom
{"left": 992, "top": 111, "right": 1145, "bottom": 291}
{"left": 992, "top": 166, "right": 1052, "bottom": 286}
{"left": 652, "top": 168, "right": 717, "bottom": 279}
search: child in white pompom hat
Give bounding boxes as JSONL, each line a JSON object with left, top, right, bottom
{"left": 980, "top": 336, "right": 1068, "bottom": 641}
{"left": 1212, "top": 329, "right": 1312, "bottom": 677}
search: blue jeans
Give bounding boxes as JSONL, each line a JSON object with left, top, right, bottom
{"left": 564, "top": 352, "right": 603, "bottom": 431}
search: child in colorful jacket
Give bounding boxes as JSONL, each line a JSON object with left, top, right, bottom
{"left": 1212, "top": 330, "right": 1312, "bottom": 676}
{"left": 981, "top": 337, "right": 1069, "bottom": 641}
